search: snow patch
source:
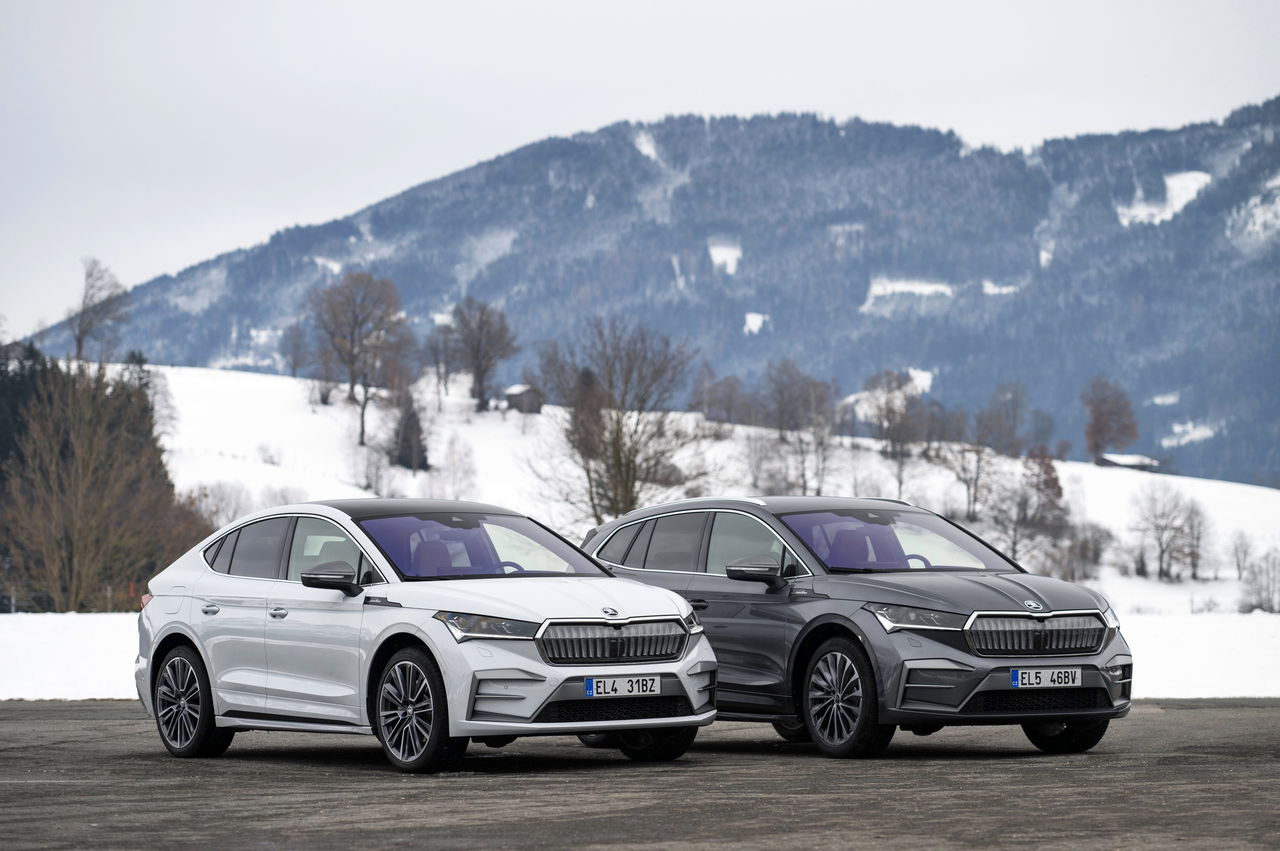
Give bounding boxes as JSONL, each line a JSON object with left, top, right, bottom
{"left": 743, "top": 312, "right": 768, "bottom": 335}
{"left": 584, "top": 192, "right": 595, "bottom": 210}
{"left": 167, "top": 264, "right": 228, "bottom": 314}
{"left": 454, "top": 228, "right": 518, "bottom": 287}
{"left": 634, "top": 130, "right": 658, "bottom": 161}
{"left": 1150, "top": 391, "right": 1180, "bottom": 407}
{"left": 860, "top": 277, "right": 955, "bottom": 315}
{"left": 312, "top": 256, "right": 342, "bottom": 276}
{"left": 1102, "top": 453, "right": 1160, "bottom": 468}
{"left": 1116, "top": 171, "right": 1211, "bottom": 227}
{"left": 1227, "top": 189, "right": 1280, "bottom": 253}
{"left": 669, "top": 255, "right": 687, "bottom": 291}
{"left": 707, "top": 236, "right": 742, "bottom": 275}
{"left": 430, "top": 310, "right": 453, "bottom": 327}
{"left": 982, "top": 279, "right": 1018, "bottom": 295}
{"left": 1161, "top": 420, "right": 1219, "bottom": 449}
{"left": 906, "top": 368, "right": 934, "bottom": 394}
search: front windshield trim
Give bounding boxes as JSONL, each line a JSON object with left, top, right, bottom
{"left": 774, "top": 508, "right": 1022, "bottom": 575}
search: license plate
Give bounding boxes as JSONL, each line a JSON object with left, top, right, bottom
{"left": 584, "top": 676, "right": 659, "bottom": 698}
{"left": 1010, "top": 667, "right": 1081, "bottom": 688}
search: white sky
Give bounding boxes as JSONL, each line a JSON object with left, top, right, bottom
{"left": 2, "top": 0, "right": 1278, "bottom": 339}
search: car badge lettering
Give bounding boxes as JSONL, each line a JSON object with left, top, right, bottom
{"left": 1024, "top": 600, "right": 1044, "bottom": 611}
{"left": 602, "top": 607, "right": 620, "bottom": 617}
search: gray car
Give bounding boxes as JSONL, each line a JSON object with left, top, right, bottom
{"left": 582, "top": 496, "right": 1132, "bottom": 757}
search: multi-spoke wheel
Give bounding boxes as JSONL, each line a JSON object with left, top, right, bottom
{"left": 153, "top": 645, "right": 234, "bottom": 758}
{"left": 375, "top": 647, "right": 452, "bottom": 772}
{"left": 801, "top": 637, "right": 894, "bottom": 758}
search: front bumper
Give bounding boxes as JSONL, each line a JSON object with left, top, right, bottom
{"left": 435, "top": 626, "right": 718, "bottom": 738}
{"left": 861, "top": 613, "right": 1133, "bottom": 726}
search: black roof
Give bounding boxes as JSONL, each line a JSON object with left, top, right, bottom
{"left": 311, "top": 498, "right": 522, "bottom": 519}
{"left": 614, "top": 495, "right": 926, "bottom": 524}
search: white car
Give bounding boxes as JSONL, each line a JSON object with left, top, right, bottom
{"left": 136, "top": 498, "right": 717, "bottom": 772}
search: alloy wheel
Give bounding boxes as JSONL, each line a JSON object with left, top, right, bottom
{"left": 156, "top": 656, "right": 201, "bottom": 749}
{"left": 807, "top": 650, "right": 862, "bottom": 744}
{"left": 379, "top": 660, "right": 434, "bottom": 762}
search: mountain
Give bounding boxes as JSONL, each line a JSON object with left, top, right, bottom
{"left": 37, "top": 98, "right": 1280, "bottom": 485}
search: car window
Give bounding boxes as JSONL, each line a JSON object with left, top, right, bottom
{"left": 597, "top": 523, "right": 641, "bottom": 564}
{"left": 706, "top": 512, "right": 785, "bottom": 575}
{"left": 485, "top": 522, "right": 577, "bottom": 573}
{"left": 228, "top": 517, "right": 291, "bottom": 579}
{"left": 621, "top": 520, "right": 654, "bottom": 569}
{"left": 210, "top": 530, "right": 237, "bottom": 574}
{"left": 203, "top": 537, "right": 223, "bottom": 567}
{"left": 779, "top": 509, "right": 1008, "bottom": 572}
{"left": 644, "top": 513, "right": 707, "bottom": 572}
{"left": 287, "top": 517, "right": 363, "bottom": 582}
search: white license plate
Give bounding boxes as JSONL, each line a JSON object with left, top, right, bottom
{"left": 585, "top": 676, "right": 659, "bottom": 698}
{"left": 1010, "top": 667, "right": 1081, "bottom": 688}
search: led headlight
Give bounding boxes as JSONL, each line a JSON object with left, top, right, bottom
{"left": 433, "top": 611, "right": 540, "bottom": 642}
{"left": 1102, "top": 606, "right": 1121, "bottom": 630}
{"left": 864, "top": 603, "right": 966, "bottom": 632}
{"left": 683, "top": 610, "right": 704, "bottom": 635}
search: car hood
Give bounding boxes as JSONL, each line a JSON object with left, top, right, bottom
{"left": 383, "top": 575, "right": 687, "bottom": 622}
{"left": 816, "top": 570, "right": 1109, "bottom": 615}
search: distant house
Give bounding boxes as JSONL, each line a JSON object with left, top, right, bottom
{"left": 505, "top": 384, "right": 544, "bottom": 414}
{"left": 1098, "top": 453, "right": 1161, "bottom": 473}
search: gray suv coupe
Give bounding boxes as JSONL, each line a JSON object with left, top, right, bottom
{"left": 582, "top": 496, "right": 1132, "bottom": 757}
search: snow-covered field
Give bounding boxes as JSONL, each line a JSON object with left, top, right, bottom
{"left": 2, "top": 364, "right": 1277, "bottom": 700}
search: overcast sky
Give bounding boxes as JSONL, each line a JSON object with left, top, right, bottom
{"left": 2, "top": 0, "right": 1278, "bottom": 338}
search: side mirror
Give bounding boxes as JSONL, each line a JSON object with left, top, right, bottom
{"left": 301, "top": 562, "right": 362, "bottom": 597}
{"left": 725, "top": 555, "right": 786, "bottom": 590}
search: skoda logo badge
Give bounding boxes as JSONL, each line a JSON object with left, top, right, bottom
{"left": 1024, "top": 600, "right": 1044, "bottom": 611}
{"left": 602, "top": 607, "right": 620, "bottom": 617}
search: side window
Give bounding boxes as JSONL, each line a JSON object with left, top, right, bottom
{"left": 203, "top": 537, "right": 223, "bottom": 566}
{"left": 644, "top": 513, "right": 707, "bottom": 572}
{"left": 621, "top": 520, "right": 654, "bottom": 569}
{"left": 706, "top": 512, "right": 785, "bottom": 576}
{"left": 598, "top": 524, "right": 641, "bottom": 564}
{"left": 210, "top": 530, "right": 237, "bottom": 574}
{"left": 228, "top": 518, "right": 290, "bottom": 579}
{"left": 287, "top": 517, "right": 363, "bottom": 582}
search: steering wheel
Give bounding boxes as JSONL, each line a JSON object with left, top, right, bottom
{"left": 903, "top": 554, "right": 933, "bottom": 570}
{"left": 495, "top": 561, "right": 526, "bottom": 574}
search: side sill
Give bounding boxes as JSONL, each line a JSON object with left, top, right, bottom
{"left": 216, "top": 716, "right": 374, "bottom": 736}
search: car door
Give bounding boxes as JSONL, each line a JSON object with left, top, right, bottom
{"left": 684, "top": 511, "right": 803, "bottom": 715}
{"left": 189, "top": 517, "right": 290, "bottom": 714}
{"left": 264, "top": 516, "right": 368, "bottom": 724}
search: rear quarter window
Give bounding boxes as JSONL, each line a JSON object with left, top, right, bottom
{"left": 597, "top": 523, "right": 641, "bottom": 564}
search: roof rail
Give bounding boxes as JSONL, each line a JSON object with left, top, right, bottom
{"left": 861, "top": 497, "right": 913, "bottom": 506}
{"left": 623, "top": 495, "right": 767, "bottom": 516}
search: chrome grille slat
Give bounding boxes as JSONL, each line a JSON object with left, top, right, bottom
{"left": 966, "top": 613, "right": 1106, "bottom": 656}
{"left": 538, "top": 620, "right": 687, "bottom": 665}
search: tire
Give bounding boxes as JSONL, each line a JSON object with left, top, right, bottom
{"left": 374, "top": 647, "right": 452, "bottom": 773}
{"left": 443, "top": 736, "right": 470, "bottom": 763}
{"left": 153, "top": 644, "right": 235, "bottom": 758}
{"left": 800, "top": 637, "right": 895, "bottom": 758}
{"left": 616, "top": 726, "right": 699, "bottom": 762}
{"left": 1022, "top": 719, "right": 1110, "bottom": 754}
{"left": 771, "top": 719, "right": 812, "bottom": 743}
{"left": 577, "top": 733, "right": 622, "bottom": 749}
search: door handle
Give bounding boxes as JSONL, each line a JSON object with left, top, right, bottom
{"left": 689, "top": 599, "right": 709, "bottom": 611}
{"left": 201, "top": 604, "right": 220, "bottom": 615}
{"left": 269, "top": 607, "right": 289, "bottom": 619}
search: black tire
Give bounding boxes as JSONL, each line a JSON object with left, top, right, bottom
{"left": 771, "top": 719, "right": 812, "bottom": 743}
{"left": 617, "top": 726, "right": 699, "bottom": 762}
{"left": 1022, "top": 719, "right": 1110, "bottom": 754}
{"left": 801, "top": 637, "right": 895, "bottom": 758}
{"left": 442, "top": 736, "right": 470, "bottom": 763}
{"left": 153, "top": 644, "right": 234, "bottom": 758}
{"left": 577, "top": 732, "right": 622, "bottom": 749}
{"left": 374, "top": 647, "right": 451, "bottom": 773}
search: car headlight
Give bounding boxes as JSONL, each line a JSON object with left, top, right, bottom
{"left": 433, "top": 611, "right": 540, "bottom": 642}
{"left": 1102, "top": 606, "right": 1120, "bottom": 630}
{"left": 864, "top": 603, "right": 966, "bottom": 632}
{"left": 683, "top": 610, "right": 703, "bottom": 635}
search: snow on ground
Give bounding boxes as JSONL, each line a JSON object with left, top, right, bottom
{"left": 1160, "top": 420, "right": 1219, "bottom": 449}
{"left": 1116, "top": 171, "right": 1211, "bottom": 227}
{"left": 1150, "top": 391, "right": 1180, "bottom": 406}
{"left": 633, "top": 129, "right": 658, "bottom": 161}
{"left": 707, "top": 235, "right": 742, "bottom": 275}
{"left": 860, "top": 277, "right": 955, "bottom": 314}
{"left": 3, "top": 364, "right": 1279, "bottom": 700}
{"left": 982, "top": 279, "right": 1018, "bottom": 295}
{"left": 743, "top": 312, "right": 768, "bottom": 335}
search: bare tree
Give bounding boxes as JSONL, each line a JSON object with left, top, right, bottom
{"left": 68, "top": 258, "right": 128, "bottom": 361}
{"left": 423, "top": 324, "right": 459, "bottom": 412}
{"left": 938, "top": 442, "right": 992, "bottom": 521}
{"left": 1231, "top": 531, "right": 1253, "bottom": 581}
{"left": 978, "top": 382, "right": 1028, "bottom": 457}
{"left": 279, "top": 322, "right": 311, "bottom": 377}
{"left": 744, "top": 430, "right": 770, "bottom": 490}
{"left": 761, "top": 358, "right": 812, "bottom": 438}
{"left": 1242, "top": 549, "right": 1280, "bottom": 613}
{"left": 1180, "top": 500, "right": 1209, "bottom": 581}
{"left": 443, "top": 433, "right": 477, "bottom": 500}
{"left": 452, "top": 297, "right": 519, "bottom": 413}
{"left": 309, "top": 271, "right": 403, "bottom": 403}
{"left": 535, "top": 317, "right": 700, "bottom": 524}
{"left": 352, "top": 319, "right": 413, "bottom": 447}
{"left": 1081, "top": 376, "right": 1138, "bottom": 460}
{"left": 1133, "top": 482, "right": 1187, "bottom": 581}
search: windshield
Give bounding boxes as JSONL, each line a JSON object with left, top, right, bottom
{"left": 778, "top": 508, "right": 1015, "bottom": 573}
{"left": 356, "top": 512, "right": 608, "bottom": 580}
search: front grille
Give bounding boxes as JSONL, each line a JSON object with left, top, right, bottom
{"left": 963, "top": 688, "right": 1111, "bottom": 714}
{"left": 533, "top": 696, "right": 693, "bottom": 724}
{"left": 966, "top": 613, "right": 1106, "bottom": 656}
{"left": 538, "top": 620, "right": 687, "bottom": 665}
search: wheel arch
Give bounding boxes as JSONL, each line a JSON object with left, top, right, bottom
{"left": 149, "top": 626, "right": 206, "bottom": 700}
{"left": 364, "top": 631, "right": 440, "bottom": 728}
{"left": 786, "top": 613, "right": 882, "bottom": 714}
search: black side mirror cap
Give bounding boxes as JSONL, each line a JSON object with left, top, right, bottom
{"left": 725, "top": 556, "right": 786, "bottom": 590}
{"left": 301, "top": 562, "right": 362, "bottom": 597}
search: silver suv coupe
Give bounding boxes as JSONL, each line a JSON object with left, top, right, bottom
{"left": 136, "top": 499, "right": 717, "bottom": 772}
